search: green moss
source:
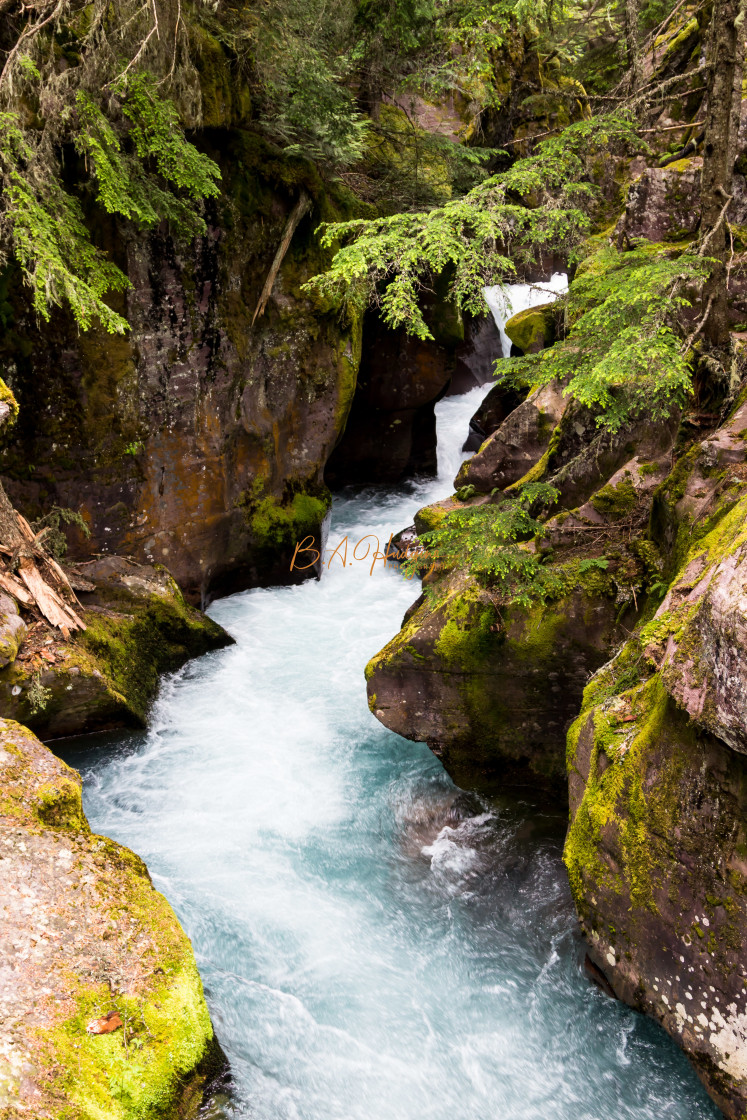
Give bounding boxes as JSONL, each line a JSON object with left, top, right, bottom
{"left": 75, "top": 587, "right": 229, "bottom": 724}
{"left": 43, "top": 871, "right": 214, "bottom": 1120}
{"left": 590, "top": 476, "right": 637, "bottom": 518}
{"left": 565, "top": 676, "right": 690, "bottom": 915}
{"left": 0, "top": 375, "right": 19, "bottom": 427}
{"left": 248, "top": 491, "right": 329, "bottom": 551}
{"left": 504, "top": 302, "right": 556, "bottom": 353}
{"left": 413, "top": 503, "right": 448, "bottom": 535}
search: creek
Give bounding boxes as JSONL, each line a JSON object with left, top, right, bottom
{"left": 61, "top": 280, "right": 719, "bottom": 1120}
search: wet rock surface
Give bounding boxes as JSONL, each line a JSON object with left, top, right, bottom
{"left": 325, "top": 299, "right": 463, "bottom": 487}
{"left": 564, "top": 400, "right": 747, "bottom": 1117}
{"left": 455, "top": 380, "right": 568, "bottom": 493}
{"left": 365, "top": 566, "right": 627, "bottom": 796}
{"left": 0, "top": 718, "right": 223, "bottom": 1119}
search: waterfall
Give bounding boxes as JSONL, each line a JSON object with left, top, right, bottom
{"left": 484, "top": 272, "right": 568, "bottom": 358}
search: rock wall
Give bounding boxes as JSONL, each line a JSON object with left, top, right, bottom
{"left": 0, "top": 132, "right": 363, "bottom": 605}
{"left": 564, "top": 400, "right": 747, "bottom": 1117}
{"left": 325, "top": 297, "right": 501, "bottom": 488}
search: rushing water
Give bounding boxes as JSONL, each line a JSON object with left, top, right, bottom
{"left": 60, "top": 285, "right": 719, "bottom": 1120}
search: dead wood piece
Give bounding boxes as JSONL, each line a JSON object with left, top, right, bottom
{"left": 18, "top": 558, "right": 86, "bottom": 634}
{"left": 0, "top": 569, "right": 34, "bottom": 606}
{"left": 252, "top": 190, "right": 311, "bottom": 325}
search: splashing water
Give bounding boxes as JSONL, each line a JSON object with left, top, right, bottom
{"left": 60, "top": 287, "right": 718, "bottom": 1120}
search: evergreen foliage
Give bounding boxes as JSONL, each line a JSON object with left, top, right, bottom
{"left": 499, "top": 246, "right": 713, "bottom": 430}
{"left": 0, "top": 1, "right": 221, "bottom": 333}
{"left": 408, "top": 482, "right": 564, "bottom": 606}
{"left": 304, "top": 113, "right": 640, "bottom": 339}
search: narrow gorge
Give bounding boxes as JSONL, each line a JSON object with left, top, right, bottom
{"left": 1, "top": 1, "right": 747, "bottom": 1118}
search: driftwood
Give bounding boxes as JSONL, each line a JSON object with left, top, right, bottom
{"left": 0, "top": 483, "right": 86, "bottom": 637}
{"left": 252, "top": 190, "right": 311, "bottom": 325}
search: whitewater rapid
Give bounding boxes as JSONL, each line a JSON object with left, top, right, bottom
{"left": 61, "top": 282, "right": 718, "bottom": 1120}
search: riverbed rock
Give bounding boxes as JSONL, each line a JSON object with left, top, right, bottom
{"left": 0, "top": 717, "right": 224, "bottom": 1118}
{"left": 463, "top": 381, "right": 526, "bottom": 451}
{"left": 0, "top": 556, "right": 231, "bottom": 739}
{"left": 365, "top": 564, "right": 628, "bottom": 795}
{"left": 449, "top": 314, "right": 505, "bottom": 395}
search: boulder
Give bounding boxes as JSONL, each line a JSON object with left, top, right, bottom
{"left": 504, "top": 301, "right": 558, "bottom": 354}
{"left": 455, "top": 380, "right": 568, "bottom": 493}
{"left": 463, "top": 381, "right": 525, "bottom": 452}
{"left": 0, "top": 592, "right": 26, "bottom": 669}
{"left": 0, "top": 718, "right": 225, "bottom": 1117}
{"left": 365, "top": 565, "right": 629, "bottom": 796}
{"left": 618, "top": 159, "right": 702, "bottom": 242}
{"left": 0, "top": 556, "right": 231, "bottom": 739}
{"left": 449, "top": 314, "right": 505, "bottom": 395}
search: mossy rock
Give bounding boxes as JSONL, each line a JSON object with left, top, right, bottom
{"left": 0, "top": 557, "right": 232, "bottom": 739}
{"left": 565, "top": 663, "right": 747, "bottom": 1119}
{"left": 504, "top": 302, "right": 557, "bottom": 354}
{"left": 365, "top": 565, "right": 625, "bottom": 797}
{"left": 0, "top": 718, "right": 225, "bottom": 1119}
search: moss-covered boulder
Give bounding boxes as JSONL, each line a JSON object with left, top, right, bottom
{"left": 0, "top": 556, "right": 231, "bottom": 739}
{"left": 504, "top": 301, "right": 558, "bottom": 354}
{"left": 0, "top": 718, "right": 224, "bottom": 1119}
{"left": 365, "top": 563, "right": 629, "bottom": 796}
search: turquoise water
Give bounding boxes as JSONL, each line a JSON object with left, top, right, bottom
{"left": 61, "top": 360, "right": 720, "bottom": 1120}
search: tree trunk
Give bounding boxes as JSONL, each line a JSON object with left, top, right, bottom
{"left": 700, "top": 0, "right": 747, "bottom": 346}
{"left": 625, "top": 0, "right": 643, "bottom": 90}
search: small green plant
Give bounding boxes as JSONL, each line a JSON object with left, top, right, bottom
{"left": 577, "top": 557, "right": 609, "bottom": 573}
{"left": 406, "top": 481, "right": 563, "bottom": 607}
{"left": 32, "top": 506, "right": 91, "bottom": 561}
{"left": 28, "top": 672, "right": 52, "bottom": 715}
{"left": 455, "top": 484, "right": 477, "bottom": 501}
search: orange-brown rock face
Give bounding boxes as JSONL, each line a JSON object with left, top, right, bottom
{"left": 0, "top": 135, "right": 362, "bottom": 603}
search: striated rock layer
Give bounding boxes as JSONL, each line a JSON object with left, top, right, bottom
{"left": 0, "top": 718, "right": 224, "bottom": 1119}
